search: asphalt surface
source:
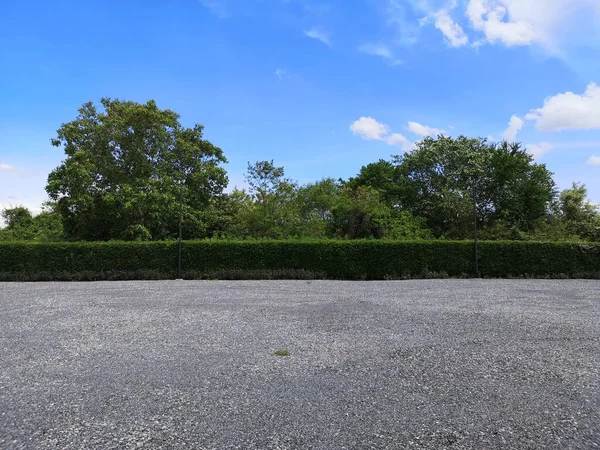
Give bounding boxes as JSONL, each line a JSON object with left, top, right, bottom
{"left": 1, "top": 280, "right": 599, "bottom": 450}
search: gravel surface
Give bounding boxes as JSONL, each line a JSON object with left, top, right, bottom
{"left": 1, "top": 280, "right": 599, "bottom": 449}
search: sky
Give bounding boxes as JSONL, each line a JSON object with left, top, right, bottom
{"left": 1, "top": 0, "right": 600, "bottom": 216}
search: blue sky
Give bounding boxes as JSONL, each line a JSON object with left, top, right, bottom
{"left": 1, "top": 0, "right": 600, "bottom": 215}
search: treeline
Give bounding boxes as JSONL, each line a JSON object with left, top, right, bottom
{"left": 1, "top": 99, "right": 599, "bottom": 242}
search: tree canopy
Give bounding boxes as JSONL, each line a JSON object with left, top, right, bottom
{"left": 0, "top": 204, "right": 63, "bottom": 242}
{"left": 347, "top": 137, "right": 558, "bottom": 238}
{"left": 2, "top": 99, "right": 598, "bottom": 243}
{"left": 45, "top": 98, "right": 228, "bottom": 240}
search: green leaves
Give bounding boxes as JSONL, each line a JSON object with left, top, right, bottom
{"left": 2, "top": 240, "right": 599, "bottom": 280}
{"left": 557, "top": 183, "right": 600, "bottom": 241}
{"left": 350, "top": 136, "right": 557, "bottom": 239}
{"left": 26, "top": 111, "right": 597, "bottom": 243}
{"left": 0, "top": 205, "right": 63, "bottom": 242}
{"left": 1, "top": 206, "right": 33, "bottom": 230}
{"left": 46, "top": 99, "right": 228, "bottom": 241}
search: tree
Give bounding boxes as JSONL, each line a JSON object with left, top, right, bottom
{"left": 245, "top": 160, "right": 291, "bottom": 204}
{"left": 330, "top": 186, "right": 387, "bottom": 239}
{"left": 346, "top": 160, "right": 405, "bottom": 206}
{"left": 391, "top": 136, "right": 556, "bottom": 238}
{"left": 294, "top": 178, "right": 342, "bottom": 238}
{"left": 329, "top": 186, "right": 432, "bottom": 240}
{"left": 46, "top": 98, "right": 228, "bottom": 240}
{"left": 236, "top": 160, "right": 300, "bottom": 238}
{"left": 0, "top": 204, "right": 63, "bottom": 241}
{"left": 556, "top": 183, "right": 600, "bottom": 241}
{"left": 1, "top": 206, "right": 33, "bottom": 230}
{"left": 211, "top": 189, "right": 255, "bottom": 239}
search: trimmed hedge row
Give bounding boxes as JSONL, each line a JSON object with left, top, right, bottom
{"left": 1, "top": 240, "right": 599, "bottom": 280}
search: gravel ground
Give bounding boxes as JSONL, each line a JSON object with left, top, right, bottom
{"left": 0, "top": 280, "right": 599, "bottom": 450}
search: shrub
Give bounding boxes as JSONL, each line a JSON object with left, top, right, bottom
{"left": 0, "top": 240, "right": 598, "bottom": 281}
{"left": 121, "top": 225, "right": 152, "bottom": 241}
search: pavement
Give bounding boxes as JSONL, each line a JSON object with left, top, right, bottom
{"left": 0, "top": 280, "right": 599, "bottom": 450}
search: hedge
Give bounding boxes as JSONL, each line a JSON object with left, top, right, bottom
{"left": 0, "top": 240, "right": 599, "bottom": 281}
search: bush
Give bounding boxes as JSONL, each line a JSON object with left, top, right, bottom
{"left": 121, "top": 224, "right": 152, "bottom": 241}
{"left": 0, "top": 240, "right": 598, "bottom": 281}
{"left": 0, "top": 241, "right": 176, "bottom": 276}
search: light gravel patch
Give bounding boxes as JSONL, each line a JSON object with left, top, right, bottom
{"left": 1, "top": 280, "right": 599, "bottom": 449}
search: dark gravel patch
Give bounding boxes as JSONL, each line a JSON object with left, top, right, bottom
{"left": 1, "top": 280, "right": 599, "bottom": 449}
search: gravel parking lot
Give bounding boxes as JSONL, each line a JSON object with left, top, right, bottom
{"left": 1, "top": 280, "right": 599, "bottom": 449}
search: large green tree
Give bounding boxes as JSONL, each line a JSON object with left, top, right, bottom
{"left": 46, "top": 98, "right": 228, "bottom": 240}
{"left": 351, "top": 136, "right": 556, "bottom": 238}
{"left": 346, "top": 159, "right": 406, "bottom": 207}
{"left": 398, "top": 137, "right": 556, "bottom": 237}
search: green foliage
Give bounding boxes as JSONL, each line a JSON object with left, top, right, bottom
{"left": 384, "top": 211, "right": 433, "bottom": 240}
{"left": 0, "top": 205, "right": 64, "bottom": 242}
{"left": 476, "top": 183, "right": 600, "bottom": 242}
{"left": 556, "top": 183, "right": 600, "bottom": 241}
{"left": 0, "top": 241, "right": 177, "bottom": 278}
{"left": 1, "top": 241, "right": 598, "bottom": 281}
{"left": 328, "top": 186, "right": 431, "bottom": 240}
{"left": 346, "top": 159, "right": 404, "bottom": 206}
{"left": 2, "top": 206, "right": 33, "bottom": 229}
{"left": 330, "top": 186, "right": 390, "bottom": 239}
{"left": 230, "top": 160, "right": 301, "bottom": 238}
{"left": 294, "top": 178, "right": 342, "bottom": 238}
{"left": 218, "top": 165, "right": 431, "bottom": 240}
{"left": 46, "top": 98, "right": 228, "bottom": 241}
{"left": 9, "top": 120, "right": 599, "bottom": 244}
{"left": 349, "top": 137, "right": 557, "bottom": 238}
{"left": 121, "top": 224, "right": 152, "bottom": 241}
{"left": 245, "top": 160, "right": 291, "bottom": 202}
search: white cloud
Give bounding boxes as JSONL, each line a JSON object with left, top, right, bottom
{"left": 386, "top": 133, "right": 411, "bottom": 147}
{"left": 434, "top": 10, "right": 469, "bottom": 47}
{"left": 304, "top": 27, "right": 332, "bottom": 47}
{"left": 465, "top": 0, "right": 600, "bottom": 51}
{"left": 526, "top": 142, "right": 553, "bottom": 159}
{"left": 350, "top": 117, "right": 412, "bottom": 149}
{"left": 407, "top": 121, "right": 445, "bottom": 137}
{"left": 0, "top": 163, "right": 16, "bottom": 173}
{"left": 358, "top": 43, "right": 402, "bottom": 65}
{"left": 386, "top": 0, "right": 599, "bottom": 54}
{"left": 350, "top": 117, "right": 390, "bottom": 141}
{"left": 275, "top": 69, "right": 288, "bottom": 79}
{"left": 466, "top": 0, "right": 535, "bottom": 47}
{"left": 502, "top": 115, "right": 524, "bottom": 141}
{"left": 525, "top": 83, "right": 600, "bottom": 131}
{"left": 587, "top": 155, "right": 600, "bottom": 166}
